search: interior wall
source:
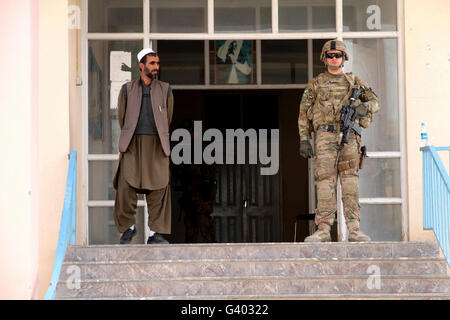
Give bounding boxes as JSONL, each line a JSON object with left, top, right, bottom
{"left": 279, "top": 90, "right": 310, "bottom": 242}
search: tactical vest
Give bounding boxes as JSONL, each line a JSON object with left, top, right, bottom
{"left": 307, "top": 72, "right": 372, "bottom": 131}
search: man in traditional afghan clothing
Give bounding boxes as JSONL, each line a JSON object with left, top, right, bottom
{"left": 113, "top": 48, "right": 174, "bottom": 244}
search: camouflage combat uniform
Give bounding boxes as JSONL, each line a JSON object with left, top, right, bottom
{"left": 298, "top": 42, "right": 379, "bottom": 242}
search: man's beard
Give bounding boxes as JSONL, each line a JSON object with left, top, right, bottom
{"left": 144, "top": 67, "right": 158, "bottom": 79}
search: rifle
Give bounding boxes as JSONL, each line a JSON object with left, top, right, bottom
{"left": 334, "top": 87, "right": 364, "bottom": 168}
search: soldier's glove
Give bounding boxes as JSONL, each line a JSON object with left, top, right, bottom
{"left": 353, "top": 99, "right": 369, "bottom": 118}
{"left": 299, "top": 140, "right": 313, "bottom": 158}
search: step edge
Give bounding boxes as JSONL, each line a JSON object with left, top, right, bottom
{"left": 57, "top": 292, "right": 450, "bottom": 300}
{"left": 68, "top": 241, "right": 440, "bottom": 249}
{"left": 61, "top": 257, "right": 448, "bottom": 265}
{"left": 56, "top": 274, "right": 450, "bottom": 285}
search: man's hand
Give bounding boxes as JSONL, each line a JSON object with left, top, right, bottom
{"left": 299, "top": 140, "right": 313, "bottom": 158}
{"left": 353, "top": 99, "right": 369, "bottom": 118}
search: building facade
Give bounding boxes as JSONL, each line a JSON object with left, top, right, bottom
{"left": 0, "top": 0, "right": 449, "bottom": 299}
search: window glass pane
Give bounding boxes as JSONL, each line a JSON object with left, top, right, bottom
{"left": 360, "top": 204, "right": 402, "bottom": 241}
{"left": 279, "top": 0, "right": 335, "bottom": 32}
{"left": 261, "top": 40, "right": 308, "bottom": 84}
{"left": 150, "top": 0, "right": 207, "bottom": 33}
{"left": 88, "top": 40, "right": 142, "bottom": 154}
{"left": 89, "top": 207, "right": 145, "bottom": 244}
{"left": 210, "top": 40, "right": 256, "bottom": 84}
{"left": 313, "top": 39, "right": 331, "bottom": 77}
{"left": 343, "top": 0, "right": 397, "bottom": 32}
{"left": 215, "top": 0, "right": 271, "bottom": 33}
{"left": 359, "top": 158, "right": 401, "bottom": 198}
{"left": 158, "top": 41, "right": 205, "bottom": 85}
{"left": 343, "top": 38, "right": 398, "bottom": 151}
{"left": 89, "top": 161, "right": 118, "bottom": 200}
{"left": 88, "top": 0, "right": 143, "bottom": 33}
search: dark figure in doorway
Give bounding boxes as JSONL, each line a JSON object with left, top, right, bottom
{"left": 175, "top": 119, "right": 218, "bottom": 243}
{"left": 179, "top": 163, "right": 218, "bottom": 243}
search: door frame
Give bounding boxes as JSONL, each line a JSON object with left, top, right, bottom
{"left": 79, "top": 0, "right": 406, "bottom": 244}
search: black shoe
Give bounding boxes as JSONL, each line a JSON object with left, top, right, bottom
{"left": 120, "top": 227, "right": 137, "bottom": 244}
{"left": 147, "top": 233, "right": 169, "bottom": 244}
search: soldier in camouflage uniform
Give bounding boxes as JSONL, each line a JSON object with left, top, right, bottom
{"left": 298, "top": 40, "right": 379, "bottom": 242}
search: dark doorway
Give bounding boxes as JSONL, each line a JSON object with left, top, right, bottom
{"left": 204, "top": 92, "right": 280, "bottom": 243}
{"left": 167, "top": 89, "right": 309, "bottom": 243}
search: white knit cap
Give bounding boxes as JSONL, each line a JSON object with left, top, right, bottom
{"left": 137, "top": 47, "right": 156, "bottom": 63}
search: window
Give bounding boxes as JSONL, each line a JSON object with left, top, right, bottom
{"left": 150, "top": 0, "right": 207, "bottom": 33}
{"left": 261, "top": 40, "right": 308, "bottom": 84}
{"left": 88, "top": 40, "right": 142, "bottom": 154}
{"left": 343, "top": 0, "right": 397, "bottom": 32}
{"left": 158, "top": 41, "right": 205, "bottom": 85}
{"left": 88, "top": 0, "right": 143, "bottom": 33}
{"left": 279, "top": 0, "right": 336, "bottom": 32}
{"left": 214, "top": 0, "right": 272, "bottom": 33}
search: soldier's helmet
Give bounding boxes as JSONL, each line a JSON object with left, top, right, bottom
{"left": 320, "top": 40, "right": 349, "bottom": 61}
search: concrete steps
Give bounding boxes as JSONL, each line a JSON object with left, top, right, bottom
{"left": 55, "top": 242, "right": 450, "bottom": 300}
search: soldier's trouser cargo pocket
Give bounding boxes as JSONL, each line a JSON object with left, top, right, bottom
{"left": 313, "top": 131, "right": 361, "bottom": 227}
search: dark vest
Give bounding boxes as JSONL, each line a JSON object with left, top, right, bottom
{"left": 118, "top": 78, "right": 171, "bottom": 156}
{"left": 135, "top": 83, "right": 158, "bottom": 134}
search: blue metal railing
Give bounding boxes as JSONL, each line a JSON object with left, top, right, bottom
{"left": 421, "top": 146, "right": 450, "bottom": 267}
{"left": 44, "top": 150, "right": 77, "bottom": 300}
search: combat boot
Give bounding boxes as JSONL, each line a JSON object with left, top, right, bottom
{"left": 347, "top": 220, "right": 371, "bottom": 242}
{"left": 304, "top": 225, "right": 331, "bottom": 242}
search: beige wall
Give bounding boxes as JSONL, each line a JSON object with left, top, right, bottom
{"left": 404, "top": 0, "right": 450, "bottom": 240}
{"left": 0, "top": 0, "right": 40, "bottom": 299}
{"left": 37, "top": 0, "right": 70, "bottom": 299}
{"left": 0, "top": 0, "right": 69, "bottom": 299}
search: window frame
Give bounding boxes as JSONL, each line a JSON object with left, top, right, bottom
{"left": 81, "top": 0, "right": 406, "bottom": 244}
